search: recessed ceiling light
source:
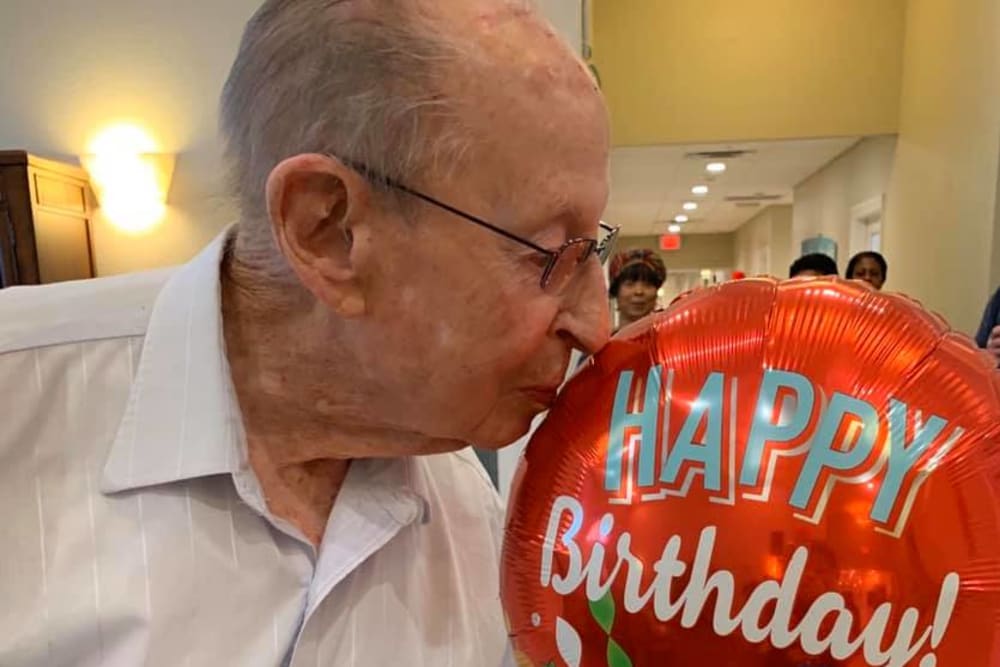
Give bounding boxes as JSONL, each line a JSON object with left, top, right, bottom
{"left": 706, "top": 162, "right": 727, "bottom": 174}
{"left": 674, "top": 214, "right": 689, "bottom": 223}
{"left": 668, "top": 223, "right": 681, "bottom": 234}
{"left": 683, "top": 202, "right": 698, "bottom": 211}
{"left": 691, "top": 185, "right": 709, "bottom": 196}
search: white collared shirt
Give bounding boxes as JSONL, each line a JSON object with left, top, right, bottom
{"left": 0, "top": 232, "right": 510, "bottom": 667}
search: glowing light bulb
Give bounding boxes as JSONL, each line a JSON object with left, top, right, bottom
{"left": 82, "top": 124, "right": 172, "bottom": 234}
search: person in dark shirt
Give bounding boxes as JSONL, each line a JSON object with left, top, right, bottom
{"left": 789, "top": 253, "right": 839, "bottom": 278}
{"left": 976, "top": 287, "right": 1000, "bottom": 366}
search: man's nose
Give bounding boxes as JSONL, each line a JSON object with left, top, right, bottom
{"left": 553, "top": 260, "right": 611, "bottom": 355}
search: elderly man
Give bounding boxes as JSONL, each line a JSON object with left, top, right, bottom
{"left": 0, "top": 1, "right": 614, "bottom": 665}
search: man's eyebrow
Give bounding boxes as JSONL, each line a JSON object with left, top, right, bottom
{"left": 538, "top": 200, "right": 588, "bottom": 229}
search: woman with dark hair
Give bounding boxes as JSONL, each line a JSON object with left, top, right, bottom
{"left": 608, "top": 249, "right": 667, "bottom": 331}
{"left": 846, "top": 251, "right": 888, "bottom": 290}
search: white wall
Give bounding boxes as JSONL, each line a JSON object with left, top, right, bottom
{"left": 792, "top": 136, "right": 897, "bottom": 268}
{"left": 0, "top": 0, "right": 260, "bottom": 275}
{"left": 734, "top": 205, "right": 793, "bottom": 278}
{"left": 883, "top": 0, "right": 1000, "bottom": 334}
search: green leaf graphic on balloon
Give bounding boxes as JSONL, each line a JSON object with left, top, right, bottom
{"left": 589, "top": 590, "right": 615, "bottom": 633}
{"left": 552, "top": 592, "right": 635, "bottom": 666}
{"left": 553, "top": 593, "right": 635, "bottom": 667}
{"left": 607, "top": 639, "right": 633, "bottom": 667}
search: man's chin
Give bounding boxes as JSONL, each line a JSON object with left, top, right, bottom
{"left": 469, "top": 406, "right": 544, "bottom": 451}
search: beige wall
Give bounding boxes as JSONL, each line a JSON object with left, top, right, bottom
{"left": 792, "top": 136, "right": 898, "bottom": 267}
{"left": 592, "top": 0, "right": 906, "bottom": 146}
{"left": 883, "top": 0, "right": 1000, "bottom": 334}
{"left": 734, "top": 205, "right": 793, "bottom": 278}
{"left": 617, "top": 233, "right": 735, "bottom": 273}
{"left": 0, "top": 0, "right": 260, "bottom": 275}
{"left": 0, "top": 0, "right": 584, "bottom": 278}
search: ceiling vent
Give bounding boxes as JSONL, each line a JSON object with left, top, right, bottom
{"left": 684, "top": 149, "right": 756, "bottom": 161}
{"left": 725, "top": 193, "right": 784, "bottom": 203}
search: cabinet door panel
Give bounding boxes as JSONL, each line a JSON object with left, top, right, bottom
{"left": 33, "top": 208, "right": 94, "bottom": 284}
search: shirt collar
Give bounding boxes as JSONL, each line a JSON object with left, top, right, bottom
{"left": 102, "top": 230, "right": 245, "bottom": 493}
{"left": 100, "top": 230, "right": 432, "bottom": 528}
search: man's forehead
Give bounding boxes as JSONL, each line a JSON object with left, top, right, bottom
{"left": 453, "top": 41, "right": 606, "bottom": 143}
{"left": 426, "top": 0, "right": 610, "bottom": 216}
{"left": 443, "top": 0, "right": 593, "bottom": 82}
{"left": 470, "top": 0, "right": 534, "bottom": 27}
{"left": 464, "top": 85, "right": 609, "bottom": 223}
{"left": 427, "top": 0, "right": 602, "bottom": 126}
{"left": 492, "top": 171, "right": 609, "bottom": 241}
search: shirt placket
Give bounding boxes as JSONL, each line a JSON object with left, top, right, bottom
{"left": 287, "top": 483, "right": 424, "bottom": 666}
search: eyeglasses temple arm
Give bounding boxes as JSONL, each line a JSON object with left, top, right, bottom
{"left": 398, "top": 185, "right": 556, "bottom": 257}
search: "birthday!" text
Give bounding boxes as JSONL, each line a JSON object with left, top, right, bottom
{"left": 541, "top": 496, "right": 959, "bottom": 667}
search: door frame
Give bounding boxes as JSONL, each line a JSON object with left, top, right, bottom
{"left": 849, "top": 195, "right": 885, "bottom": 257}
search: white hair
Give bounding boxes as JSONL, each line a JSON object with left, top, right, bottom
{"left": 219, "top": 0, "right": 478, "bottom": 258}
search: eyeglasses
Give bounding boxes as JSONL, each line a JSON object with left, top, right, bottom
{"left": 340, "top": 158, "right": 620, "bottom": 293}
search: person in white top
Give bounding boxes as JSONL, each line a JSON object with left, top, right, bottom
{"left": 0, "top": 0, "right": 614, "bottom": 666}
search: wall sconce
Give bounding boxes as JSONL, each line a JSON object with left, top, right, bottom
{"left": 80, "top": 124, "right": 175, "bottom": 234}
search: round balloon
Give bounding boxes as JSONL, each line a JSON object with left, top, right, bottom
{"left": 502, "top": 278, "right": 1000, "bottom": 667}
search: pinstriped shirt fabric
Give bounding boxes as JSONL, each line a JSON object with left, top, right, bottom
{"left": 0, "top": 232, "right": 510, "bottom": 667}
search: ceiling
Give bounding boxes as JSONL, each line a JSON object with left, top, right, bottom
{"left": 605, "top": 137, "right": 860, "bottom": 236}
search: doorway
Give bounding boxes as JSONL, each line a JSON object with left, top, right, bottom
{"left": 850, "top": 196, "right": 884, "bottom": 256}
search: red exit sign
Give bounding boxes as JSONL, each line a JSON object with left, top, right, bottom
{"left": 659, "top": 234, "right": 682, "bottom": 251}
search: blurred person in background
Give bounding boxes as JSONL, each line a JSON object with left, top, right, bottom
{"left": 608, "top": 249, "right": 666, "bottom": 332}
{"left": 976, "top": 286, "right": 1000, "bottom": 366}
{"left": 789, "top": 253, "right": 839, "bottom": 279}
{"left": 846, "top": 251, "right": 888, "bottom": 290}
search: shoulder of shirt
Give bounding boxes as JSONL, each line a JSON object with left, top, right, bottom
{"left": 0, "top": 268, "right": 175, "bottom": 355}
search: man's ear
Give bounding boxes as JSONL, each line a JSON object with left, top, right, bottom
{"left": 266, "top": 154, "right": 372, "bottom": 317}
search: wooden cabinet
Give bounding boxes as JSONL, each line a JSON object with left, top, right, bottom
{"left": 0, "top": 151, "right": 95, "bottom": 288}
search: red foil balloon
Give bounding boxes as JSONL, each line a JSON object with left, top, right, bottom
{"left": 502, "top": 278, "right": 1000, "bottom": 667}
